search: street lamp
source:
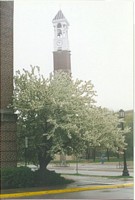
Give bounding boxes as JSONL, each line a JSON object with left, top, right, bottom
{"left": 119, "top": 109, "right": 129, "bottom": 176}
{"left": 25, "top": 137, "right": 28, "bottom": 167}
{"left": 76, "top": 156, "right": 79, "bottom": 174}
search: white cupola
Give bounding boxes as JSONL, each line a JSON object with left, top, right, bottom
{"left": 52, "top": 10, "right": 70, "bottom": 51}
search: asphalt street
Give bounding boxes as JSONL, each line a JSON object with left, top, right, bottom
{"left": 21, "top": 186, "right": 133, "bottom": 199}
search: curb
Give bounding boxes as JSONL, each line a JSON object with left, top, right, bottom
{"left": 0, "top": 183, "right": 133, "bottom": 199}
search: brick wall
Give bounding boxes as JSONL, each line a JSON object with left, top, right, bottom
{"left": 0, "top": 1, "right": 14, "bottom": 109}
{"left": 0, "top": 1, "right": 17, "bottom": 168}
{"left": 53, "top": 50, "right": 71, "bottom": 74}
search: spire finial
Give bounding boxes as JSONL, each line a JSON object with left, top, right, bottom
{"left": 59, "top": 3, "right": 61, "bottom": 10}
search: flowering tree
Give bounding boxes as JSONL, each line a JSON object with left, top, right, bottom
{"left": 12, "top": 66, "right": 129, "bottom": 173}
{"left": 83, "top": 107, "right": 130, "bottom": 154}
{"left": 12, "top": 66, "right": 96, "bottom": 172}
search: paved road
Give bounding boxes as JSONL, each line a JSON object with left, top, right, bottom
{"left": 22, "top": 187, "right": 133, "bottom": 199}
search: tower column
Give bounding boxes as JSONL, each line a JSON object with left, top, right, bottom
{"left": 53, "top": 50, "right": 71, "bottom": 74}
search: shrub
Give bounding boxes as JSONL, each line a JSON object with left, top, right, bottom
{"left": 1, "top": 167, "right": 73, "bottom": 189}
{"left": 34, "top": 169, "right": 72, "bottom": 186}
{"left": 1, "top": 167, "right": 35, "bottom": 189}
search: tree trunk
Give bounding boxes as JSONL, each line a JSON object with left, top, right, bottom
{"left": 86, "top": 147, "right": 90, "bottom": 160}
{"left": 38, "top": 154, "right": 52, "bottom": 172}
{"left": 93, "top": 148, "right": 96, "bottom": 162}
{"left": 36, "top": 153, "right": 51, "bottom": 184}
{"left": 106, "top": 149, "right": 110, "bottom": 161}
{"left": 87, "top": 148, "right": 91, "bottom": 160}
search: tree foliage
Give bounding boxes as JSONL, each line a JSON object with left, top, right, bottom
{"left": 83, "top": 107, "right": 129, "bottom": 151}
{"left": 11, "top": 66, "right": 130, "bottom": 171}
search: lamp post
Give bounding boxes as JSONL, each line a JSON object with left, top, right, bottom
{"left": 119, "top": 109, "right": 129, "bottom": 176}
{"left": 76, "top": 156, "right": 79, "bottom": 174}
{"left": 25, "top": 137, "right": 28, "bottom": 167}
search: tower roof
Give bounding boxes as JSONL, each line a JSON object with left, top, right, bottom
{"left": 52, "top": 10, "right": 69, "bottom": 25}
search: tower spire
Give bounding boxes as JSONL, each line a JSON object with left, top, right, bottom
{"left": 59, "top": 3, "right": 61, "bottom": 11}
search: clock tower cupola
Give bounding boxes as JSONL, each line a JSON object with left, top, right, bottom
{"left": 52, "top": 10, "right": 71, "bottom": 74}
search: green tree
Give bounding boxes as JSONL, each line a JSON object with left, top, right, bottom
{"left": 12, "top": 66, "right": 130, "bottom": 173}
{"left": 83, "top": 107, "right": 130, "bottom": 159}
{"left": 12, "top": 66, "right": 96, "bottom": 172}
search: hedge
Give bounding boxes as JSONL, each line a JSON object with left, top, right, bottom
{"left": 1, "top": 167, "right": 35, "bottom": 189}
{"left": 1, "top": 167, "right": 73, "bottom": 189}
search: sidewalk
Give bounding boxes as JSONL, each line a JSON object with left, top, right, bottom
{"left": 48, "top": 162, "right": 134, "bottom": 176}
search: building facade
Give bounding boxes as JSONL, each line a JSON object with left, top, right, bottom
{"left": 0, "top": 0, "right": 17, "bottom": 168}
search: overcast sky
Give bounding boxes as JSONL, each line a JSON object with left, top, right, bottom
{"left": 14, "top": 0, "right": 133, "bottom": 112}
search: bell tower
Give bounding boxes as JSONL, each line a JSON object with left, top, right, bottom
{"left": 52, "top": 10, "right": 71, "bottom": 74}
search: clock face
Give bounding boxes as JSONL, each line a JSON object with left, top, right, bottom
{"left": 57, "top": 40, "right": 62, "bottom": 46}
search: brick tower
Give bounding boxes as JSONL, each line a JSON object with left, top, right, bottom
{"left": 52, "top": 10, "right": 71, "bottom": 74}
{"left": 0, "top": 0, "right": 17, "bottom": 168}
